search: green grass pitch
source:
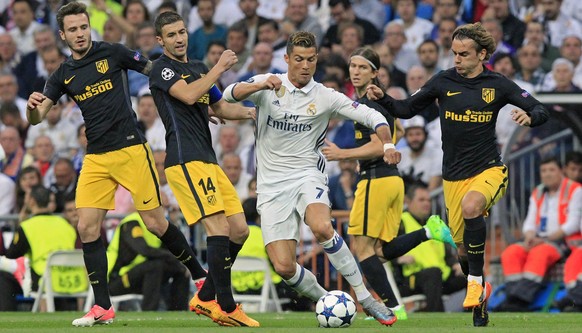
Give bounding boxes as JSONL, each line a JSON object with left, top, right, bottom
{"left": 0, "top": 311, "right": 580, "bottom": 332}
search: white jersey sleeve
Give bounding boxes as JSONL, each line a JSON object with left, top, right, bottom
{"left": 326, "top": 88, "right": 389, "bottom": 130}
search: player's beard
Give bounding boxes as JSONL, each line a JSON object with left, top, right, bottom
{"left": 67, "top": 39, "right": 90, "bottom": 57}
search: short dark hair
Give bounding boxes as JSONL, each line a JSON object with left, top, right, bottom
{"left": 158, "top": 1, "right": 177, "bottom": 13}
{"left": 207, "top": 40, "right": 226, "bottom": 53}
{"left": 154, "top": 11, "right": 183, "bottom": 36}
{"left": 492, "top": 52, "right": 517, "bottom": 69}
{"left": 0, "top": 102, "right": 21, "bottom": 121}
{"left": 286, "top": 31, "right": 317, "bottom": 55}
{"left": 57, "top": 2, "right": 90, "bottom": 32}
{"left": 29, "top": 185, "right": 52, "bottom": 208}
{"left": 228, "top": 21, "right": 249, "bottom": 39}
{"left": 329, "top": 0, "right": 351, "bottom": 9}
{"left": 565, "top": 151, "right": 582, "bottom": 165}
{"left": 418, "top": 39, "right": 440, "bottom": 53}
{"left": 405, "top": 183, "right": 429, "bottom": 200}
{"left": 259, "top": 19, "right": 279, "bottom": 32}
{"left": 541, "top": 156, "right": 562, "bottom": 168}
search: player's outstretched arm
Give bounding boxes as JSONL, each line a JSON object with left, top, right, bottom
{"left": 321, "top": 136, "right": 384, "bottom": 161}
{"left": 26, "top": 92, "right": 54, "bottom": 125}
{"left": 223, "top": 75, "right": 282, "bottom": 103}
{"left": 375, "top": 125, "right": 401, "bottom": 165}
{"left": 210, "top": 99, "right": 256, "bottom": 121}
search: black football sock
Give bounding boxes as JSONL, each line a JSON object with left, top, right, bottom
{"left": 463, "top": 216, "right": 486, "bottom": 277}
{"left": 360, "top": 256, "right": 399, "bottom": 307}
{"left": 381, "top": 229, "right": 428, "bottom": 260}
{"left": 82, "top": 238, "right": 111, "bottom": 309}
{"left": 198, "top": 241, "right": 243, "bottom": 302}
{"left": 206, "top": 236, "right": 236, "bottom": 312}
{"left": 160, "top": 222, "right": 207, "bottom": 280}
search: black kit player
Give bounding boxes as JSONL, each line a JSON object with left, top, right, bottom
{"left": 149, "top": 12, "right": 258, "bottom": 327}
{"left": 26, "top": 2, "right": 207, "bottom": 326}
{"left": 367, "top": 22, "right": 549, "bottom": 326}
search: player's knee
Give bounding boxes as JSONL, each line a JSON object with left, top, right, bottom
{"left": 272, "top": 261, "right": 296, "bottom": 279}
{"left": 461, "top": 201, "right": 482, "bottom": 219}
{"left": 76, "top": 221, "right": 101, "bottom": 241}
{"left": 311, "top": 221, "right": 335, "bottom": 242}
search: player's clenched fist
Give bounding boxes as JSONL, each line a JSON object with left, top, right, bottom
{"left": 216, "top": 49, "right": 238, "bottom": 71}
{"left": 261, "top": 75, "right": 282, "bottom": 91}
{"left": 383, "top": 148, "right": 401, "bottom": 165}
{"left": 27, "top": 92, "right": 46, "bottom": 110}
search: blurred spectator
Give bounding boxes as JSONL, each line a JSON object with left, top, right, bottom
{"left": 30, "top": 135, "right": 56, "bottom": 188}
{"left": 541, "top": 0, "right": 582, "bottom": 48}
{"left": 0, "top": 170, "right": 15, "bottom": 215}
{"left": 488, "top": 0, "right": 526, "bottom": 49}
{"left": 0, "top": 239, "right": 24, "bottom": 311}
{"left": 95, "top": 0, "right": 150, "bottom": 48}
{"left": 137, "top": 92, "right": 165, "bottom": 151}
{"left": 430, "top": 0, "right": 465, "bottom": 40}
{"left": 222, "top": 153, "right": 253, "bottom": 202}
{"left": 561, "top": 0, "right": 582, "bottom": 22}
{"left": 522, "top": 20, "right": 559, "bottom": 72}
{"left": 394, "top": 184, "right": 466, "bottom": 312}
{"left": 87, "top": 0, "right": 124, "bottom": 37}
{"left": 31, "top": 44, "right": 66, "bottom": 94}
{"left": 215, "top": 124, "right": 241, "bottom": 164}
{"left": 373, "top": 43, "right": 407, "bottom": 89}
{"left": 481, "top": 18, "right": 515, "bottom": 63}
{"left": 14, "top": 25, "right": 57, "bottom": 99}
{"left": 187, "top": 0, "right": 244, "bottom": 34}
{"left": 14, "top": 165, "right": 41, "bottom": 220}
{"left": 332, "top": 22, "right": 364, "bottom": 62}
{"left": 0, "top": 73, "right": 28, "bottom": 123}
{"left": 0, "top": 102, "right": 29, "bottom": 142}
{"left": 0, "top": 33, "right": 20, "bottom": 73}
{"left": 128, "top": 23, "right": 161, "bottom": 96}
{"left": 540, "top": 36, "right": 582, "bottom": 90}
{"left": 500, "top": 156, "right": 582, "bottom": 311}
{"left": 102, "top": 18, "right": 124, "bottom": 44}
{"left": 417, "top": 40, "right": 442, "bottom": 78}
{"left": 393, "top": 0, "right": 434, "bottom": 52}
{"left": 491, "top": 52, "right": 536, "bottom": 153}
{"left": 9, "top": 0, "right": 41, "bottom": 55}
{"left": 4, "top": 185, "right": 82, "bottom": 311}
{"left": 25, "top": 100, "right": 79, "bottom": 158}
{"left": 0, "top": 126, "right": 33, "bottom": 181}
{"left": 542, "top": 58, "right": 582, "bottom": 92}
{"left": 327, "top": 159, "right": 358, "bottom": 214}
{"left": 220, "top": 22, "right": 251, "bottom": 87}
{"left": 257, "top": 20, "right": 287, "bottom": 71}
{"left": 71, "top": 124, "right": 86, "bottom": 175}
{"left": 234, "top": 0, "right": 269, "bottom": 52}
{"left": 187, "top": 0, "right": 227, "bottom": 61}
{"left": 321, "top": 0, "right": 380, "bottom": 51}
{"left": 49, "top": 158, "right": 76, "bottom": 213}
{"left": 564, "top": 151, "right": 582, "bottom": 183}
{"left": 515, "top": 43, "right": 547, "bottom": 91}
{"left": 107, "top": 212, "right": 189, "bottom": 311}
{"left": 239, "top": 42, "right": 283, "bottom": 83}
{"left": 62, "top": 193, "right": 81, "bottom": 249}
{"left": 152, "top": 150, "right": 180, "bottom": 223}
{"left": 436, "top": 18, "right": 457, "bottom": 70}
{"left": 202, "top": 40, "right": 226, "bottom": 74}
{"left": 281, "top": 0, "right": 323, "bottom": 45}
{"left": 399, "top": 116, "right": 443, "bottom": 191}
{"left": 384, "top": 21, "right": 420, "bottom": 72}
{"left": 352, "top": 0, "right": 386, "bottom": 31}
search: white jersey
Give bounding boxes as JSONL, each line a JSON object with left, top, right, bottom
{"left": 225, "top": 73, "right": 388, "bottom": 193}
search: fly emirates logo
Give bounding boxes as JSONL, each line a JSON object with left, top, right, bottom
{"left": 445, "top": 109, "right": 493, "bottom": 123}
{"left": 267, "top": 112, "right": 312, "bottom": 132}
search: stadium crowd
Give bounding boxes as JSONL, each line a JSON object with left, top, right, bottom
{"left": 0, "top": 0, "right": 581, "bottom": 314}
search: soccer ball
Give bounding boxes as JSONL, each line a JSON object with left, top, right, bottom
{"left": 315, "top": 290, "right": 357, "bottom": 328}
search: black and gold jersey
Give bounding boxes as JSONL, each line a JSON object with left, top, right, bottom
{"left": 149, "top": 54, "right": 221, "bottom": 167}
{"left": 378, "top": 67, "right": 549, "bottom": 181}
{"left": 44, "top": 41, "right": 149, "bottom": 154}
{"left": 354, "top": 97, "right": 399, "bottom": 178}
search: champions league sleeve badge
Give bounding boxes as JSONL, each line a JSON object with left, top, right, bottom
{"left": 307, "top": 103, "right": 317, "bottom": 115}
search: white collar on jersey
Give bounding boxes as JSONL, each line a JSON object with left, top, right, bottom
{"left": 281, "top": 73, "right": 317, "bottom": 94}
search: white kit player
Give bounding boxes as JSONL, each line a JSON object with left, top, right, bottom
{"left": 223, "top": 31, "right": 401, "bottom": 326}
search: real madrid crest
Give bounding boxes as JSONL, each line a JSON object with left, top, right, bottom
{"left": 307, "top": 103, "right": 317, "bottom": 116}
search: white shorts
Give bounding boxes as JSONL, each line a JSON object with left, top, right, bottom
{"left": 257, "top": 176, "right": 330, "bottom": 245}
